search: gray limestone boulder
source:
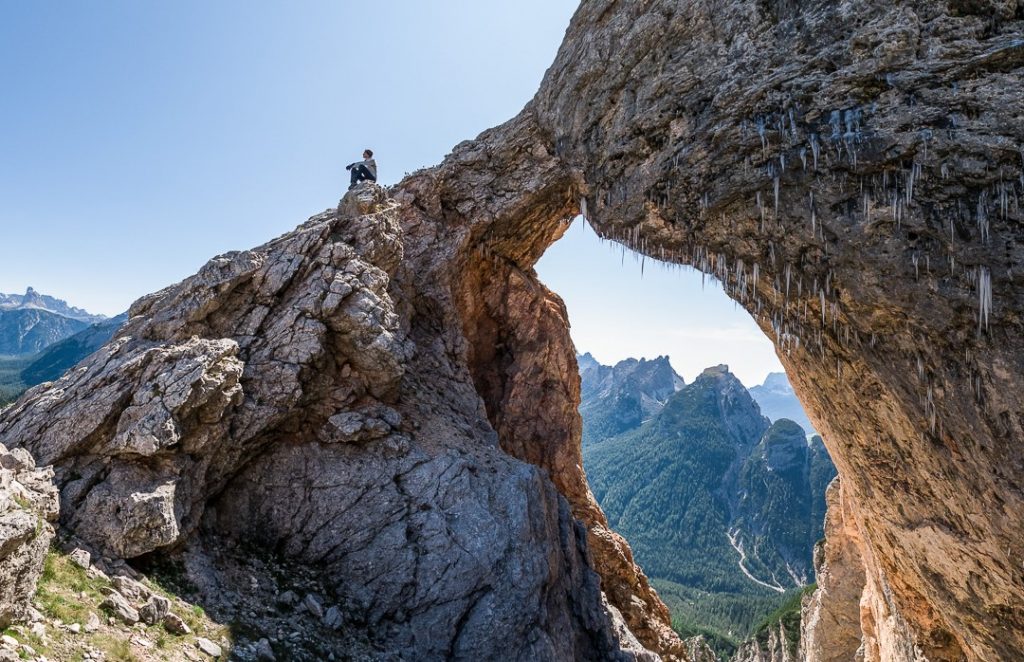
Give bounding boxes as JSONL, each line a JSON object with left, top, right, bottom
{"left": 0, "top": 443, "right": 57, "bottom": 629}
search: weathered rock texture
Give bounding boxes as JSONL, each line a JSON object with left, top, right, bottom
{"left": 0, "top": 187, "right": 655, "bottom": 660}
{"left": 800, "top": 479, "right": 865, "bottom": 662}
{"left": 1, "top": 0, "right": 1023, "bottom": 660}
{"left": 392, "top": 0, "right": 1024, "bottom": 657}
{"left": 734, "top": 621, "right": 799, "bottom": 662}
{"left": 519, "top": 1, "right": 1021, "bottom": 659}
{"left": 0, "top": 443, "right": 57, "bottom": 628}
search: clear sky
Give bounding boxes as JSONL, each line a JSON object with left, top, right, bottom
{"left": 537, "top": 221, "right": 783, "bottom": 385}
{"left": 0, "top": 1, "right": 783, "bottom": 386}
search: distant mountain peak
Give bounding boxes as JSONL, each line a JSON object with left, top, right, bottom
{"left": 758, "top": 372, "right": 792, "bottom": 393}
{"left": 577, "top": 352, "right": 684, "bottom": 446}
{"left": 662, "top": 364, "right": 768, "bottom": 448}
{"left": 0, "top": 289, "right": 105, "bottom": 324}
{"left": 700, "top": 363, "right": 731, "bottom": 377}
{"left": 693, "top": 364, "right": 750, "bottom": 397}
{"left": 749, "top": 372, "right": 818, "bottom": 436}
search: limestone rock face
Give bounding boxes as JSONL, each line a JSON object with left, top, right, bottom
{"left": 396, "top": 115, "right": 686, "bottom": 657}
{"left": 0, "top": 185, "right": 648, "bottom": 660}
{"left": 406, "top": 0, "right": 1023, "bottom": 659}
{"left": 0, "top": 443, "right": 58, "bottom": 629}
{"left": 1, "top": 1, "right": 1022, "bottom": 660}
{"left": 800, "top": 479, "right": 866, "bottom": 662}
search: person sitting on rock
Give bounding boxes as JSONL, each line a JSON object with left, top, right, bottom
{"left": 346, "top": 149, "right": 377, "bottom": 189}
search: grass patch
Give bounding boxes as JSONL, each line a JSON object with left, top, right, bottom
{"left": 26, "top": 546, "right": 239, "bottom": 662}
{"left": 36, "top": 551, "right": 107, "bottom": 624}
{"left": 90, "top": 633, "right": 138, "bottom": 662}
{"left": 4, "top": 624, "right": 50, "bottom": 658}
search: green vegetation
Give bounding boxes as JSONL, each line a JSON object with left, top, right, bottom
{"left": 586, "top": 374, "right": 772, "bottom": 593}
{"left": 0, "top": 317, "right": 122, "bottom": 406}
{"left": 36, "top": 550, "right": 108, "bottom": 623}
{"left": 581, "top": 397, "right": 642, "bottom": 447}
{"left": 749, "top": 583, "right": 817, "bottom": 657}
{"left": 0, "top": 355, "right": 32, "bottom": 405}
{"left": 89, "top": 633, "right": 138, "bottom": 661}
{"left": 581, "top": 365, "right": 835, "bottom": 655}
{"left": 731, "top": 421, "right": 834, "bottom": 587}
{"left": 20, "top": 547, "right": 233, "bottom": 661}
{"left": 654, "top": 578, "right": 802, "bottom": 657}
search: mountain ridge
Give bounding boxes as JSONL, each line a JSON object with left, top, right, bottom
{"left": 0, "top": 309, "right": 90, "bottom": 357}
{"left": 0, "top": 287, "right": 106, "bottom": 324}
{"left": 578, "top": 352, "right": 683, "bottom": 447}
{"left": 581, "top": 355, "right": 835, "bottom": 655}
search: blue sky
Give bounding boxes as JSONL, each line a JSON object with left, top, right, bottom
{"left": 0, "top": 1, "right": 782, "bottom": 385}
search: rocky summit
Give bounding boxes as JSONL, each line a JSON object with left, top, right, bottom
{"left": 0, "top": 0, "right": 1022, "bottom": 660}
{"left": 579, "top": 353, "right": 684, "bottom": 446}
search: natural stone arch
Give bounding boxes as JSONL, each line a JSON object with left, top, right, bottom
{"left": 0, "top": 1, "right": 1020, "bottom": 660}
{"left": 397, "top": 1, "right": 1024, "bottom": 659}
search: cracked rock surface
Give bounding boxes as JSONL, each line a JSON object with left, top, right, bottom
{"left": 0, "top": 186, "right": 649, "bottom": 660}
{"left": 392, "top": 1, "right": 1024, "bottom": 659}
{"left": 0, "top": 443, "right": 57, "bottom": 629}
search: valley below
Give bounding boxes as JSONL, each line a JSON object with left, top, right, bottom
{"left": 579, "top": 355, "right": 833, "bottom": 659}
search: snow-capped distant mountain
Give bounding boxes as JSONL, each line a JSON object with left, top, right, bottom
{"left": 0, "top": 287, "right": 106, "bottom": 324}
{"left": 748, "top": 372, "right": 818, "bottom": 436}
{"left": 0, "top": 288, "right": 108, "bottom": 356}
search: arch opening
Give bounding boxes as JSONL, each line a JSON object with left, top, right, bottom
{"left": 540, "top": 216, "right": 835, "bottom": 651}
{"left": 536, "top": 217, "right": 838, "bottom": 658}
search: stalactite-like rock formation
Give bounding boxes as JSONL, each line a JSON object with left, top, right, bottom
{"left": 524, "top": 2, "right": 1024, "bottom": 659}
{"left": 1, "top": 1, "right": 1022, "bottom": 660}
{"left": 394, "top": 1, "right": 1024, "bottom": 658}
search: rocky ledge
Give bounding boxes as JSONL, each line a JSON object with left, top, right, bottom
{"left": 0, "top": 185, "right": 662, "bottom": 660}
{"left": 0, "top": 443, "right": 57, "bottom": 630}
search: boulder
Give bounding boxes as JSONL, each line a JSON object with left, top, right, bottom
{"left": 195, "top": 637, "right": 222, "bottom": 658}
{"left": 0, "top": 443, "right": 57, "bottom": 629}
{"left": 99, "top": 590, "right": 139, "bottom": 625}
{"left": 138, "top": 595, "right": 171, "bottom": 626}
{"left": 68, "top": 548, "right": 90, "bottom": 570}
{"left": 162, "top": 612, "right": 191, "bottom": 635}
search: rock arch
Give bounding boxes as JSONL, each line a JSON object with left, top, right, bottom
{"left": 397, "top": 1, "right": 1024, "bottom": 659}
{"left": 1, "top": 1, "right": 1021, "bottom": 660}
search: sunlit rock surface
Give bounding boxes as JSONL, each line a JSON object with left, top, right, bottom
{"left": 0, "top": 443, "right": 57, "bottom": 629}
{"left": 1, "top": 0, "right": 1022, "bottom": 660}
